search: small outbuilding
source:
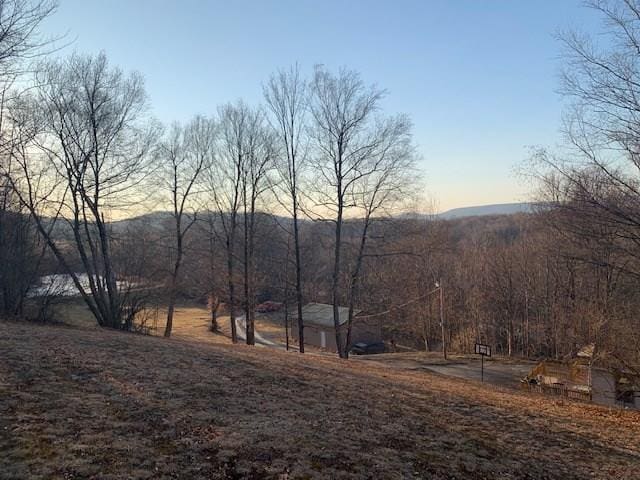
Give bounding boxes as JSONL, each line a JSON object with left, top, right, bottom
{"left": 290, "top": 302, "right": 382, "bottom": 353}
{"left": 521, "top": 344, "right": 639, "bottom": 408}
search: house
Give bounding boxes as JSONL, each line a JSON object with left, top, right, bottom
{"left": 521, "top": 344, "right": 639, "bottom": 408}
{"left": 290, "top": 302, "right": 382, "bottom": 352}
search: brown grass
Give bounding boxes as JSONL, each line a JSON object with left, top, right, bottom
{"left": 52, "top": 299, "right": 233, "bottom": 345}
{"left": 1, "top": 320, "right": 640, "bottom": 479}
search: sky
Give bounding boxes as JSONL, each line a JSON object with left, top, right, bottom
{"left": 39, "top": 0, "right": 603, "bottom": 212}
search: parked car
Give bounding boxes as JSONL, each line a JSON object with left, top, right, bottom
{"left": 256, "top": 301, "right": 283, "bottom": 313}
{"left": 349, "top": 341, "right": 385, "bottom": 355}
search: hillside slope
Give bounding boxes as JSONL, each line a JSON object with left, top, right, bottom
{"left": 1, "top": 322, "right": 639, "bottom": 479}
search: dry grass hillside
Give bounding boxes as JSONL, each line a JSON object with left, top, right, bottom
{"left": 1, "top": 320, "right": 640, "bottom": 479}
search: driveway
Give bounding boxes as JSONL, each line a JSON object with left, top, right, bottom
{"left": 354, "top": 353, "right": 533, "bottom": 390}
{"left": 235, "top": 315, "right": 293, "bottom": 349}
{"left": 421, "top": 361, "right": 532, "bottom": 388}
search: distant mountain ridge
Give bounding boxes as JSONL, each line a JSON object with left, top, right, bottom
{"left": 438, "top": 202, "right": 535, "bottom": 219}
{"left": 40, "top": 203, "right": 537, "bottom": 236}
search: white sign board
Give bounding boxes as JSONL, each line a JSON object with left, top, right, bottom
{"left": 475, "top": 343, "right": 491, "bottom": 357}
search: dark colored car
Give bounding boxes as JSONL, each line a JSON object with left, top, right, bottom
{"left": 349, "top": 341, "right": 386, "bottom": 355}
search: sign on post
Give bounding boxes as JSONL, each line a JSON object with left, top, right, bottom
{"left": 475, "top": 343, "right": 491, "bottom": 382}
{"left": 475, "top": 343, "right": 491, "bottom": 357}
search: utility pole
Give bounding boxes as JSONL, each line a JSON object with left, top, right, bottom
{"left": 438, "top": 279, "right": 446, "bottom": 360}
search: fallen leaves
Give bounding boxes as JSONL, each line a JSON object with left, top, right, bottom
{"left": 1, "top": 320, "right": 639, "bottom": 479}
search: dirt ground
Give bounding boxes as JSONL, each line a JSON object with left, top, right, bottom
{"left": 2, "top": 321, "right": 640, "bottom": 479}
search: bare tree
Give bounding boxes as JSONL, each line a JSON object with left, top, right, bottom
{"left": 0, "top": 169, "right": 43, "bottom": 316}
{"left": 240, "top": 109, "right": 274, "bottom": 345}
{"left": 6, "top": 52, "right": 157, "bottom": 329}
{"left": 159, "top": 115, "right": 215, "bottom": 337}
{"left": 524, "top": 0, "right": 640, "bottom": 369}
{"left": 343, "top": 121, "right": 416, "bottom": 356}
{"left": 308, "top": 65, "right": 415, "bottom": 358}
{"left": 0, "top": 1, "right": 59, "bottom": 319}
{"left": 530, "top": 1, "right": 640, "bottom": 272}
{"left": 0, "top": 0, "right": 58, "bottom": 77}
{"left": 207, "top": 101, "right": 249, "bottom": 344}
{"left": 264, "top": 65, "right": 308, "bottom": 351}
{"left": 200, "top": 210, "right": 224, "bottom": 332}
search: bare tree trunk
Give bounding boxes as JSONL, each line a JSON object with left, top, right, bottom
{"left": 165, "top": 207, "right": 183, "bottom": 337}
{"left": 227, "top": 227, "right": 238, "bottom": 343}
{"left": 207, "top": 218, "right": 220, "bottom": 332}
{"left": 164, "top": 248, "right": 182, "bottom": 337}
{"left": 440, "top": 283, "right": 446, "bottom": 360}
{"left": 524, "top": 288, "right": 529, "bottom": 357}
{"left": 165, "top": 289, "right": 177, "bottom": 337}
{"left": 284, "top": 286, "right": 290, "bottom": 351}
{"left": 345, "top": 215, "right": 372, "bottom": 358}
{"left": 209, "top": 294, "right": 219, "bottom": 332}
{"left": 332, "top": 192, "right": 345, "bottom": 358}
{"left": 248, "top": 207, "right": 257, "bottom": 343}
{"left": 243, "top": 184, "right": 254, "bottom": 345}
{"left": 293, "top": 197, "right": 304, "bottom": 353}
{"left": 423, "top": 321, "right": 429, "bottom": 351}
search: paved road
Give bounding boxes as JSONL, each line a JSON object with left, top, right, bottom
{"left": 421, "top": 361, "right": 531, "bottom": 388}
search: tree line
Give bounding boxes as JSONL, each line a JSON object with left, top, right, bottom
{"left": 1, "top": 0, "right": 639, "bottom": 371}
{"left": 0, "top": 0, "right": 418, "bottom": 359}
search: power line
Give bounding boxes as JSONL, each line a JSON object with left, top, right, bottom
{"left": 357, "top": 285, "right": 441, "bottom": 320}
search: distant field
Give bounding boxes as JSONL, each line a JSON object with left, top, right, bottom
{"left": 1, "top": 321, "right": 640, "bottom": 479}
